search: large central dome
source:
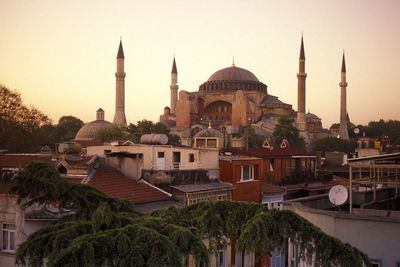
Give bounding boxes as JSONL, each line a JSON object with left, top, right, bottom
{"left": 199, "top": 65, "right": 267, "bottom": 94}
{"left": 207, "top": 66, "right": 259, "bottom": 82}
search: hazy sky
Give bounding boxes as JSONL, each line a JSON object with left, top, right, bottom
{"left": 1, "top": 0, "right": 399, "bottom": 128}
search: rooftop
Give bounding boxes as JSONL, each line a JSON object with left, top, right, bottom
{"left": 89, "top": 165, "right": 171, "bottom": 203}
{"left": 170, "top": 181, "right": 233, "bottom": 193}
{"left": 227, "top": 147, "right": 315, "bottom": 158}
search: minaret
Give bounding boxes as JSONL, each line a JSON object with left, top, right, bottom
{"left": 338, "top": 52, "right": 349, "bottom": 140}
{"left": 113, "top": 40, "right": 127, "bottom": 126}
{"left": 297, "top": 36, "right": 307, "bottom": 131}
{"left": 170, "top": 56, "right": 179, "bottom": 114}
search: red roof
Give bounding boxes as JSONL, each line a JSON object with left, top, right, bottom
{"left": 0, "top": 154, "right": 54, "bottom": 167}
{"left": 228, "top": 147, "right": 315, "bottom": 158}
{"left": 89, "top": 165, "right": 170, "bottom": 203}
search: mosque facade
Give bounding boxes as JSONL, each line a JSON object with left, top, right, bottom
{"left": 75, "top": 38, "right": 342, "bottom": 146}
{"left": 160, "top": 37, "right": 329, "bottom": 146}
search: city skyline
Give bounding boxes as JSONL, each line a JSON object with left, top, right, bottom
{"left": 1, "top": 0, "right": 399, "bottom": 128}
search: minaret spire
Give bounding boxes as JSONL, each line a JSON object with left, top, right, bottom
{"left": 339, "top": 51, "right": 349, "bottom": 139}
{"left": 341, "top": 51, "right": 346, "bottom": 73}
{"left": 171, "top": 56, "right": 177, "bottom": 74}
{"left": 170, "top": 56, "right": 179, "bottom": 114}
{"left": 117, "top": 40, "right": 124, "bottom": 59}
{"left": 297, "top": 35, "right": 307, "bottom": 131}
{"left": 299, "top": 36, "right": 305, "bottom": 60}
{"left": 113, "top": 40, "right": 127, "bottom": 126}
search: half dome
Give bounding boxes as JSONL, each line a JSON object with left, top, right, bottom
{"left": 199, "top": 65, "right": 267, "bottom": 94}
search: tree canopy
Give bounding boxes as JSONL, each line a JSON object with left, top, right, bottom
{"left": 95, "top": 125, "right": 128, "bottom": 142}
{"left": 0, "top": 84, "right": 50, "bottom": 152}
{"left": 51, "top": 116, "right": 84, "bottom": 142}
{"left": 332, "top": 119, "right": 400, "bottom": 145}
{"left": 273, "top": 116, "right": 305, "bottom": 149}
{"left": 0, "top": 84, "right": 86, "bottom": 152}
{"left": 0, "top": 161, "right": 369, "bottom": 267}
{"left": 313, "top": 137, "right": 356, "bottom": 154}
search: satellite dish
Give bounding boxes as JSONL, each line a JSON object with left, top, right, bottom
{"left": 354, "top": 128, "right": 360, "bottom": 134}
{"left": 328, "top": 185, "right": 348, "bottom": 206}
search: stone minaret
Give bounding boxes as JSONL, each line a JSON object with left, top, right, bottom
{"left": 113, "top": 40, "right": 127, "bottom": 126}
{"left": 338, "top": 52, "right": 349, "bottom": 140}
{"left": 297, "top": 36, "right": 307, "bottom": 131}
{"left": 170, "top": 56, "right": 178, "bottom": 114}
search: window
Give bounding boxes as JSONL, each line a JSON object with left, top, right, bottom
{"left": 217, "top": 249, "right": 225, "bottom": 267}
{"left": 189, "top": 153, "right": 195, "bottom": 162}
{"left": 241, "top": 165, "right": 254, "bottom": 181}
{"left": 172, "top": 152, "right": 181, "bottom": 170}
{"left": 157, "top": 152, "right": 164, "bottom": 158}
{"left": 369, "top": 260, "right": 381, "bottom": 267}
{"left": 2, "top": 223, "right": 15, "bottom": 252}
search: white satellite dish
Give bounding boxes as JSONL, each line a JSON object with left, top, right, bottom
{"left": 354, "top": 128, "right": 360, "bottom": 134}
{"left": 328, "top": 185, "right": 348, "bottom": 206}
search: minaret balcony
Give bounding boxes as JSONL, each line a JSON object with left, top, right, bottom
{"left": 115, "top": 72, "right": 126, "bottom": 78}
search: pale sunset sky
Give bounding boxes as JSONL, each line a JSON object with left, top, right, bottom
{"left": 1, "top": 0, "right": 399, "bottom": 128}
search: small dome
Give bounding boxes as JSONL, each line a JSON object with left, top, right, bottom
{"left": 75, "top": 120, "right": 113, "bottom": 140}
{"left": 207, "top": 66, "right": 259, "bottom": 82}
{"left": 306, "top": 112, "right": 321, "bottom": 120}
{"left": 199, "top": 65, "right": 267, "bottom": 93}
{"left": 75, "top": 109, "right": 113, "bottom": 140}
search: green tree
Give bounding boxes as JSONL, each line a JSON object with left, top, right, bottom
{"left": 388, "top": 127, "right": 400, "bottom": 145}
{"left": 313, "top": 137, "right": 356, "bottom": 154}
{"left": 52, "top": 116, "right": 84, "bottom": 142}
{"left": 95, "top": 125, "right": 127, "bottom": 142}
{"left": 0, "top": 84, "right": 50, "bottom": 152}
{"left": 0, "top": 162, "right": 369, "bottom": 267}
{"left": 273, "top": 116, "right": 305, "bottom": 149}
{"left": 243, "top": 124, "right": 265, "bottom": 148}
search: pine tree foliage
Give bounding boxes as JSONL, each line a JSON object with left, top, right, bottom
{"left": 1, "top": 162, "right": 369, "bottom": 267}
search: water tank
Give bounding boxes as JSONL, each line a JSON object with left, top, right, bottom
{"left": 57, "top": 142, "right": 82, "bottom": 154}
{"left": 140, "top": 134, "right": 168, "bottom": 145}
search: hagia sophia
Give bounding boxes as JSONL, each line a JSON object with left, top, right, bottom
{"left": 76, "top": 37, "right": 351, "bottom": 148}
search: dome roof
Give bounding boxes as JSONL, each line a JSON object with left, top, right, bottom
{"left": 75, "top": 120, "right": 113, "bottom": 141}
{"left": 207, "top": 66, "right": 259, "bottom": 82}
{"left": 199, "top": 65, "right": 267, "bottom": 94}
{"left": 194, "top": 128, "right": 224, "bottom": 138}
